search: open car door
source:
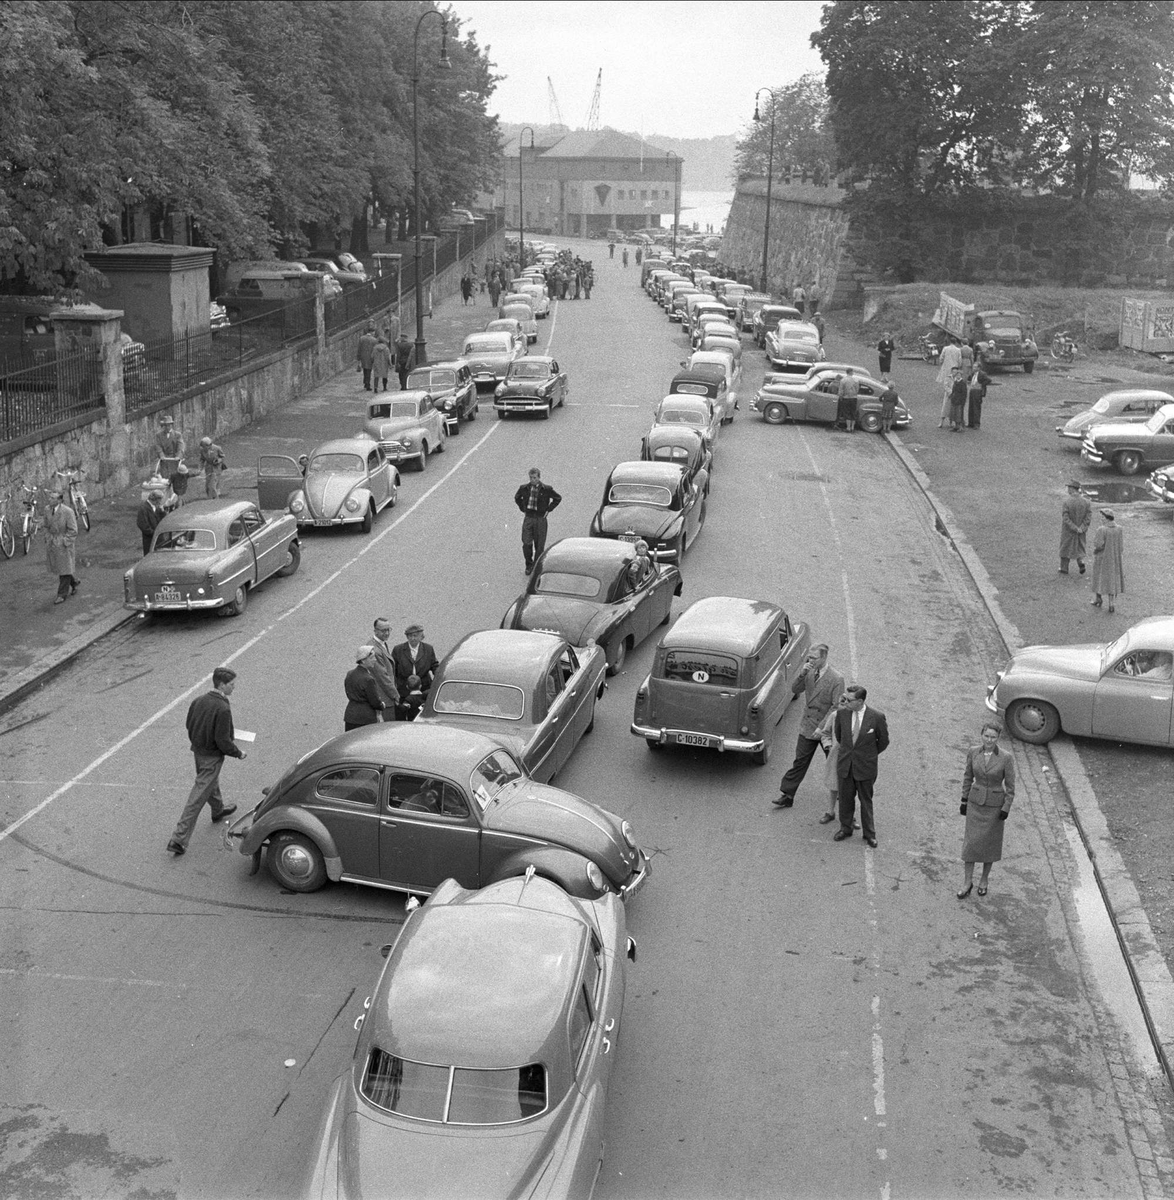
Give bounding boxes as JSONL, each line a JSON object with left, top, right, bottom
{"left": 256, "top": 454, "right": 303, "bottom": 512}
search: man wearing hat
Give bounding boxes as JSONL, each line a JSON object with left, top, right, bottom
{"left": 199, "top": 436, "right": 227, "bottom": 499}
{"left": 344, "top": 646, "right": 385, "bottom": 730}
{"left": 45, "top": 490, "right": 80, "bottom": 604}
{"left": 155, "top": 414, "right": 185, "bottom": 475}
{"left": 136, "top": 489, "right": 166, "bottom": 555}
{"left": 1059, "top": 480, "right": 1091, "bottom": 575}
{"left": 357, "top": 322, "right": 377, "bottom": 391}
{"left": 391, "top": 623, "right": 439, "bottom": 721}
{"left": 1090, "top": 509, "right": 1125, "bottom": 612}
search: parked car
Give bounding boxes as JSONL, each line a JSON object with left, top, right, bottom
{"left": 499, "top": 299, "right": 539, "bottom": 344}
{"left": 406, "top": 360, "right": 477, "bottom": 433}
{"left": 493, "top": 356, "right": 569, "bottom": 419}
{"left": 224, "top": 723, "right": 651, "bottom": 899}
{"left": 258, "top": 437, "right": 400, "bottom": 531}
{"left": 362, "top": 392, "right": 447, "bottom": 471}
{"left": 986, "top": 616, "right": 1174, "bottom": 747}
{"left": 462, "top": 331, "right": 526, "bottom": 392}
{"left": 669, "top": 365, "right": 733, "bottom": 426}
{"left": 1146, "top": 463, "right": 1174, "bottom": 503}
{"left": 304, "top": 873, "right": 636, "bottom": 1200}
{"left": 765, "top": 321, "right": 825, "bottom": 372}
{"left": 649, "top": 393, "right": 721, "bottom": 449}
{"left": 483, "top": 318, "right": 527, "bottom": 355}
{"left": 631, "top": 595, "right": 811, "bottom": 765}
{"left": 735, "top": 292, "right": 772, "bottom": 333}
{"left": 123, "top": 499, "right": 300, "bottom": 617}
{"left": 416, "top": 630, "right": 606, "bottom": 783}
{"left": 1081, "top": 403, "right": 1174, "bottom": 475}
{"left": 300, "top": 257, "right": 368, "bottom": 285}
{"left": 515, "top": 281, "right": 551, "bottom": 318}
{"left": 641, "top": 424, "right": 712, "bottom": 496}
{"left": 589, "top": 460, "right": 706, "bottom": 563}
{"left": 692, "top": 314, "right": 739, "bottom": 348}
{"left": 718, "top": 281, "right": 752, "bottom": 320}
{"left": 501, "top": 537, "right": 683, "bottom": 675}
{"left": 750, "top": 366, "right": 912, "bottom": 432}
{"left": 751, "top": 304, "right": 802, "bottom": 348}
{"left": 1056, "top": 389, "right": 1173, "bottom": 444}
{"left": 685, "top": 349, "right": 741, "bottom": 411}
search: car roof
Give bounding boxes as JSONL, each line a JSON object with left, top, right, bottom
{"left": 296, "top": 723, "right": 503, "bottom": 778}
{"left": 658, "top": 393, "right": 711, "bottom": 411}
{"left": 439, "top": 630, "right": 566, "bottom": 681}
{"left": 309, "top": 435, "right": 380, "bottom": 455}
{"left": 369, "top": 390, "right": 429, "bottom": 408}
{"left": 1098, "top": 389, "right": 1174, "bottom": 404}
{"left": 609, "top": 460, "right": 685, "bottom": 486}
{"left": 465, "top": 332, "right": 511, "bottom": 344}
{"left": 540, "top": 537, "right": 636, "bottom": 572}
{"left": 155, "top": 498, "right": 257, "bottom": 532}
{"left": 412, "top": 359, "right": 469, "bottom": 372}
{"left": 662, "top": 596, "right": 786, "bottom": 656}
{"left": 776, "top": 321, "right": 820, "bottom": 335}
{"left": 646, "top": 424, "right": 705, "bottom": 450}
{"left": 512, "top": 355, "right": 556, "bottom": 366}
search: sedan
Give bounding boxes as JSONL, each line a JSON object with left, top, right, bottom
{"left": 258, "top": 437, "right": 400, "bottom": 531}
{"left": 300, "top": 257, "right": 368, "bottom": 286}
{"left": 987, "top": 617, "right": 1174, "bottom": 747}
{"left": 499, "top": 298, "right": 539, "bottom": 344}
{"left": 406, "top": 360, "right": 478, "bottom": 432}
{"left": 494, "top": 356, "right": 569, "bottom": 419}
{"left": 483, "top": 318, "right": 527, "bottom": 355}
{"left": 416, "top": 630, "right": 606, "bottom": 784}
{"left": 225, "top": 723, "right": 651, "bottom": 899}
{"left": 750, "top": 366, "right": 912, "bottom": 432}
{"left": 650, "top": 393, "right": 721, "bottom": 448}
{"left": 304, "top": 874, "right": 636, "bottom": 1200}
{"left": 752, "top": 304, "right": 803, "bottom": 348}
{"left": 362, "top": 393, "right": 447, "bottom": 470}
{"left": 501, "top": 537, "right": 683, "bottom": 675}
{"left": 123, "top": 499, "right": 300, "bottom": 617}
{"left": 462, "top": 331, "right": 526, "bottom": 391}
{"left": 1056, "top": 389, "right": 1173, "bottom": 444}
{"left": 766, "top": 321, "right": 825, "bottom": 371}
{"left": 1081, "top": 403, "right": 1174, "bottom": 475}
{"left": 589, "top": 460, "right": 706, "bottom": 563}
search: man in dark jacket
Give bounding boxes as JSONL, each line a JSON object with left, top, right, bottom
{"left": 357, "top": 323, "right": 377, "bottom": 390}
{"left": 168, "top": 666, "right": 245, "bottom": 855}
{"left": 832, "top": 684, "right": 889, "bottom": 848}
{"left": 391, "top": 623, "right": 439, "bottom": 720}
{"left": 395, "top": 334, "right": 416, "bottom": 390}
{"left": 514, "top": 467, "right": 562, "bottom": 573}
{"left": 136, "top": 490, "right": 166, "bottom": 555}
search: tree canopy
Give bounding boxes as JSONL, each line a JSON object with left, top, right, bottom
{"left": 0, "top": 0, "right": 502, "bottom": 293}
{"left": 732, "top": 73, "right": 835, "bottom": 185}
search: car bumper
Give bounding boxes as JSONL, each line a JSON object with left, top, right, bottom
{"left": 618, "top": 850, "right": 652, "bottom": 902}
{"left": 125, "top": 595, "right": 226, "bottom": 612}
{"left": 1080, "top": 446, "right": 1107, "bottom": 466}
{"left": 495, "top": 398, "right": 551, "bottom": 412}
{"left": 1148, "top": 474, "right": 1174, "bottom": 502}
{"left": 296, "top": 512, "right": 366, "bottom": 525}
{"left": 985, "top": 685, "right": 1002, "bottom": 713}
{"left": 377, "top": 444, "right": 423, "bottom": 465}
{"left": 1056, "top": 429, "right": 1085, "bottom": 440}
{"left": 631, "top": 722, "right": 764, "bottom": 754}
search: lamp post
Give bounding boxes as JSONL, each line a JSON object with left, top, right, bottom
{"left": 518, "top": 127, "right": 535, "bottom": 267}
{"left": 669, "top": 152, "right": 682, "bottom": 257}
{"left": 753, "top": 88, "right": 779, "bottom": 295}
{"left": 412, "top": 8, "right": 451, "bottom": 368}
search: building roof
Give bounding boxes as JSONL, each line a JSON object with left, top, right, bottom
{"left": 504, "top": 128, "right": 679, "bottom": 162}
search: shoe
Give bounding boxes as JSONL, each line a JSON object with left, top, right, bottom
{"left": 54, "top": 596, "right": 65, "bottom": 605}
{"left": 1078, "top": 562, "right": 1086, "bottom": 575}
{"left": 957, "top": 884, "right": 973, "bottom": 899}
{"left": 1058, "top": 568, "right": 1069, "bottom": 575}
{"left": 976, "top": 885, "right": 988, "bottom": 896}
{"left": 772, "top": 794, "right": 794, "bottom": 808}
{"left": 210, "top": 804, "right": 237, "bottom": 824}
{"left": 70, "top": 581, "right": 80, "bottom": 594}
{"left": 819, "top": 812, "right": 835, "bottom": 824}
{"left": 1108, "top": 603, "right": 1115, "bottom": 613}
{"left": 166, "top": 841, "right": 185, "bottom": 856}
{"left": 833, "top": 829, "right": 852, "bottom": 841}
{"left": 1091, "top": 597, "right": 1103, "bottom": 607}
{"left": 864, "top": 836, "right": 877, "bottom": 848}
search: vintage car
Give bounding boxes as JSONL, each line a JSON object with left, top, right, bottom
{"left": 765, "top": 321, "right": 826, "bottom": 372}
{"left": 258, "top": 437, "right": 401, "bottom": 531}
{"left": 1081, "top": 403, "right": 1174, "bottom": 475}
{"left": 735, "top": 292, "right": 772, "bottom": 333}
{"left": 685, "top": 294, "right": 727, "bottom": 336}
{"left": 462, "top": 331, "right": 526, "bottom": 391}
{"left": 498, "top": 298, "right": 539, "bottom": 344}
{"left": 665, "top": 282, "right": 701, "bottom": 319}
{"left": 698, "top": 332, "right": 743, "bottom": 370}
{"left": 483, "top": 317, "right": 527, "bottom": 355}
{"left": 304, "top": 873, "right": 636, "bottom": 1200}
{"left": 631, "top": 596, "right": 811, "bottom": 765}
{"left": 501, "top": 537, "right": 684, "bottom": 676}
{"left": 406, "top": 360, "right": 477, "bottom": 433}
{"left": 686, "top": 349, "right": 741, "bottom": 412}
{"left": 670, "top": 365, "right": 734, "bottom": 426}
{"left": 416, "top": 630, "right": 606, "bottom": 784}
{"left": 650, "top": 392, "right": 721, "bottom": 449}
{"left": 986, "top": 617, "right": 1174, "bottom": 747}
{"left": 718, "top": 281, "right": 752, "bottom": 320}
{"left": 123, "top": 499, "right": 300, "bottom": 617}
{"left": 692, "top": 314, "right": 739, "bottom": 348}
{"left": 225, "top": 723, "right": 651, "bottom": 899}
{"left": 669, "top": 288, "right": 706, "bottom": 324}
{"left": 361, "top": 392, "right": 447, "bottom": 470}
{"left": 750, "top": 366, "right": 912, "bottom": 432}
{"left": 299, "top": 256, "right": 368, "bottom": 285}
{"left": 515, "top": 281, "right": 550, "bottom": 318}
{"left": 1056, "top": 389, "right": 1173, "bottom": 444}
{"left": 641, "top": 424, "right": 712, "bottom": 496}
{"left": 1147, "top": 463, "right": 1174, "bottom": 503}
{"left": 493, "top": 356, "right": 569, "bottom": 419}
{"left": 588, "top": 460, "right": 706, "bottom": 563}
{"left": 752, "top": 304, "right": 803, "bottom": 348}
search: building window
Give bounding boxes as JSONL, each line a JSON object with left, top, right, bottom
{"left": 641, "top": 190, "right": 647, "bottom": 201}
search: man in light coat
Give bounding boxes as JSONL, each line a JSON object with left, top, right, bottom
{"left": 45, "top": 491, "right": 80, "bottom": 604}
{"left": 370, "top": 616, "right": 400, "bottom": 720}
{"left": 936, "top": 339, "right": 964, "bottom": 427}
{"left": 774, "top": 645, "right": 844, "bottom": 811}
{"left": 1059, "top": 481, "right": 1092, "bottom": 575}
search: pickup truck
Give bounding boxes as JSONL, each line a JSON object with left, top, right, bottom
{"left": 931, "top": 292, "right": 1038, "bottom": 373}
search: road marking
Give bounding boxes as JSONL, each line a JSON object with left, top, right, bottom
{"left": 0, "top": 965, "right": 331, "bottom": 996}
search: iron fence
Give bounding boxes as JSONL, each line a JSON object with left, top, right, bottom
{"left": 0, "top": 346, "right": 104, "bottom": 443}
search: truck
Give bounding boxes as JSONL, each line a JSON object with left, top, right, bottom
{"left": 930, "top": 292, "right": 1038, "bottom": 373}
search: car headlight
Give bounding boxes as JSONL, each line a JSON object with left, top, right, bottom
{"left": 585, "top": 861, "right": 606, "bottom": 894}
{"left": 621, "top": 820, "right": 637, "bottom": 849}
{"left": 345, "top": 496, "right": 361, "bottom": 512}
{"left": 442, "top": 399, "right": 454, "bottom": 411}
{"left": 290, "top": 497, "right": 305, "bottom": 514}
{"left": 398, "top": 437, "right": 414, "bottom": 450}
{"left": 495, "top": 384, "right": 504, "bottom": 396}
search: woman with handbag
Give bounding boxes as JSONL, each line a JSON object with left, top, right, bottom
{"left": 958, "top": 722, "right": 1015, "bottom": 898}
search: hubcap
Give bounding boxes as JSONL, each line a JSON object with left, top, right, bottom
{"left": 279, "top": 843, "right": 314, "bottom": 879}
{"left": 1017, "top": 705, "right": 1046, "bottom": 733}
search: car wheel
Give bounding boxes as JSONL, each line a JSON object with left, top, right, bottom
{"left": 1114, "top": 450, "right": 1142, "bottom": 475}
{"left": 1006, "top": 698, "right": 1060, "bottom": 745}
{"left": 276, "top": 540, "right": 301, "bottom": 577}
{"left": 267, "top": 831, "right": 328, "bottom": 892}
{"left": 497, "top": 409, "right": 508, "bottom": 419}
{"left": 469, "top": 403, "right": 478, "bottom": 420}
{"left": 1023, "top": 360, "right": 1034, "bottom": 374}
{"left": 223, "top": 584, "right": 248, "bottom": 617}
{"left": 751, "top": 740, "right": 772, "bottom": 766}
{"left": 646, "top": 738, "right": 663, "bottom": 752}
{"left": 860, "top": 411, "right": 882, "bottom": 433}
{"left": 605, "top": 637, "right": 629, "bottom": 676}
{"left": 764, "top": 402, "right": 787, "bottom": 425}
{"left": 417, "top": 444, "right": 428, "bottom": 471}
{"left": 436, "top": 431, "right": 446, "bottom": 453}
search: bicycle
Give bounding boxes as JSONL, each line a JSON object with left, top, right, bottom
{"left": 56, "top": 466, "right": 91, "bottom": 531}
{"left": 1051, "top": 331, "right": 1079, "bottom": 362}
{"left": 0, "top": 486, "right": 15, "bottom": 559}
{"left": 17, "top": 481, "right": 40, "bottom": 556}
{"left": 919, "top": 335, "right": 941, "bottom": 364}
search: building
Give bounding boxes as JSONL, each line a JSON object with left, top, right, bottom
{"left": 496, "top": 129, "right": 683, "bottom": 238}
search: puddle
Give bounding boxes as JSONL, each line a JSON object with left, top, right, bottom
{"left": 1079, "top": 482, "right": 1154, "bottom": 504}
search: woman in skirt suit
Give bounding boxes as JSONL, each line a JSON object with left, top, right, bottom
{"left": 958, "top": 722, "right": 1015, "bottom": 898}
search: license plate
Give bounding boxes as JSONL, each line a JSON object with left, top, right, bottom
{"left": 675, "top": 732, "right": 714, "bottom": 748}
{"left": 314, "top": 519, "right": 334, "bottom": 526}
{"left": 155, "top": 588, "right": 181, "bottom": 602}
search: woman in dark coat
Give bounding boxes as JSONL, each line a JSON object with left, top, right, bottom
{"left": 958, "top": 722, "right": 1015, "bottom": 898}
{"left": 344, "top": 646, "right": 385, "bottom": 730}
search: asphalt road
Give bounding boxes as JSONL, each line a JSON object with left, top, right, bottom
{"left": 1, "top": 243, "right": 1172, "bottom": 1199}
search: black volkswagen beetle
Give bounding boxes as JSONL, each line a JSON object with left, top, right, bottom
{"left": 640, "top": 424, "right": 712, "bottom": 497}
{"left": 588, "top": 461, "right": 706, "bottom": 563}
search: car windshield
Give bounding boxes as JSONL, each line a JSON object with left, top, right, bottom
{"left": 464, "top": 336, "right": 508, "bottom": 353}
{"left": 361, "top": 1049, "right": 547, "bottom": 1124}
{"left": 609, "top": 483, "right": 672, "bottom": 506}
{"left": 658, "top": 407, "right": 706, "bottom": 426}
{"left": 663, "top": 650, "right": 740, "bottom": 684}
{"left": 469, "top": 749, "right": 524, "bottom": 811}
{"left": 153, "top": 528, "right": 216, "bottom": 551}
{"left": 486, "top": 321, "right": 518, "bottom": 333}
{"left": 307, "top": 453, "right": 364, "bottom": 475}
{"left": 1145, "top": 409, "right": 1170, "bottom": 433}
{"left": 434, "top": 681, "right": 525, "bottom": 720}
{"left": 508, "top": 362, "right": 550, "bottom": 380}
{"left": 409, "top": 369, "right": 455, "bottom": 390}
{"left": 535, "top": 571, "right": 603, "bottom": 598}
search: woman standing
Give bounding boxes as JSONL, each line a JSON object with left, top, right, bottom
{"left": 1090, "top": 509, "right": 1125, "bottom": 613}
{"left": 344, "top": 646, "right": 385, "bottom": 730}
{"left": 958, "top": 723, "right": 1015, "bottom": 898}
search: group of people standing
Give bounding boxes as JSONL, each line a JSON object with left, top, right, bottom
{"left": 1059, "top": 482, "right": 1125, "bottom": 612}
{"left": 357, "top": 320, "right": 417, "bottom": 392}
{"left": 541, "top": 250, "right": 594, "bottom": 300}
{"left": 933, "top": 337, "right": 991, "bottom": 431}
{"left": 345, "top": 620, "right": 440, "bottom": 728}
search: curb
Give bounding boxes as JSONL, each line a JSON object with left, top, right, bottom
{"left": 886, "top": 430, "right": 1174, "bottom": 1087}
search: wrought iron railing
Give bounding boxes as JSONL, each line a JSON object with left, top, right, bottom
{"left": 0, "top": 346, "right": 104, "bottom": 443}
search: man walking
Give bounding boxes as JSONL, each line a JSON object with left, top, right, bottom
{"left": 394, "top": 333, "right": 416, "bottom": 390}
{"left": 198, "top": 436, "right": 227, "bottom": 498}
{"left": 1090, "top": 509, "right": 1125, "bottom": 612}
{"left": 773, "top": 645, "right": 844, "bottom": 811}
{"left": 370, "top": 616, "right": 400, "bottom": 719}
{"left": 372, "top": 336, "right": 393, "bottom": 393}
{"left": 167, "top": 666, "right": 245, "bottom": 856}
{"left": 514, "top": 467, "right": 562, "bottom": 573}
{"left": 791, "top": 283, "right": 806, "bottom": 315}
{"left": 136, "top": 489, "right": 166, "bottom": 555}
{"left": 833, "top": 684, "right": 889, "bottom": 848}
{"left": 1059, "top": 481, "right": 1092, "bottom": 575}
{"left": 358, "top": 322, "right": 377, "bottom": 390}
{"left": 45, "top": 490, "right": 80, "bottom": 604}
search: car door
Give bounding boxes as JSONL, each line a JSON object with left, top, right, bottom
{"left": 1151, "top": 418, "right": 1174, "bottom": 466}
{"left": 365, "top": 447, "right": 387, "bottom": 508}
{"left": 378, "top": 771, "right": 480, "bottom": 890}
{"left": 256, "top": 454, "right": 304, "bottom": 511}
{"left": 681, "top": 477, "right": 703, "bottom": 545}
{"left": 309, "top": 766, "right": 382, "bottom": 880}
{"left": 458, "top": 366, "right": 475, "bottom": 415}
{"left": 550, "top": 360, "right": 565, "bottom": 405}
{"left": 241, "top": 505, "right": 283, "bottom": 581}
{"left": 1092, "top": 652, "right": 1174, "bottom": 745}
{"left": 222, "top": 515, "right": 257, "bottom": 588}
{"left": 558, "top": 644, "right": 596, "bottom": 745}
{"left": 808, "top": 379, "right": 839, "bottom": 423}
{"left": 528, "top": 660, "right": 578, "bottom": 782}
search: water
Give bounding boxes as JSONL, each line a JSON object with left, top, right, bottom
{"left": 659, "top": 189, "right": 734, "bottom": 236}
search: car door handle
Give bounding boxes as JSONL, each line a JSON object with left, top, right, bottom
{"left": 604, "top": 1017, "right": 615, "bottom": 1032}
{"left": 602, "top": 1037, "right": 612, "bottom": 1055}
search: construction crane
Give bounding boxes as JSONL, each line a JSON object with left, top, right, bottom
{"left": 585, "top": 69, "right": 601, "bottom": 131}
{"left": 546, "top": 77, "right": 566, "bottom": 133}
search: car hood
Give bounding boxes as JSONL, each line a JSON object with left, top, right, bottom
{"left": 1005, "top": 643, "right": 1103, "bottom": 683}
{"left": 515, "top": 594, "right": 608, "bottom": 643}
{"left": 499, "top": 380, "right": 549, "bottom": 396}
{"left": 487, "top": 779, "right": 638, "bottom": 886}
{"left": 596, "top": 505, "right": 681, "bottom": 542}
{"left": 306, "top": 474, "right": 362, "bottom": 519}
{"left": 1061, "top": 409, "right": 1098, "bottom": 434}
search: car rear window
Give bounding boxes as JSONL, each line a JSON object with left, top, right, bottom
{"left": 154, "top": 528, "right": 217, "bottom": 551}
{"left": 662, "top": 650, "right": 740, "bottom": 685}
{"left": 464, "top": 336, "right": 509, "bottom": 352}
{"left": 409, "top": 369, "right": 455, "bottom": 390}
{"left": 609, "top": 483, "right": 672, "bottom": 506}
{"left": 434, "top": 681, "right": 525, "bottom": 720}
{"left": 361, "top": 1049, "right": 546, "bottom": 1124}
{"left": 535, "top": 572, "right": 602, "bottom": 598}
{"left": 307, "top": 453, "right": 363, "bottom": 474}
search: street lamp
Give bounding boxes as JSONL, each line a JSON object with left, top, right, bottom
{"left": 518, "top": 127, "right": 535, "bottom": 267}
{"left": 668, "top": 152, "right": 682, "bottom": 257}
{"left": 412, "top": 8, "right": 451, "bottom": 368}
{"left": 753, "top": 88, "right": 779, "bottom": 295}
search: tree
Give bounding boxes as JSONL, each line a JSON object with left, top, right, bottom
{"left": 732, "top": 73, "right": 835, "bottom": 184}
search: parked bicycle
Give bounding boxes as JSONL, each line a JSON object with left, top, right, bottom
{"left": 0, "top": 485, "right": 15, "bottom": 559}
{"left": 55, "top": 466, "right": 91, "bottom": 531}
{"left": 1051, "top": 331, "right": 1079, "bottom": 362}
{"left": 18, "top": 481, "right": 40, "bottom": 556}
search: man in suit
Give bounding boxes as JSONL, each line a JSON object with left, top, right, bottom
{"left": 391, "top": 622, "right": 439, "bottom": 721}
{"left": 514, "top": 467, "right": 562, "bottom": 573}
{"left": 773, "top": 644, "right": 843, "bottom": 810}
{"left": 136, "top": 490, "right": 166, "bottom": 555}
{"left": 833, "top": 683, "right": 889, "bottom": 848}
{"left": 370, "top": 616, "right": 400, "bottom": 720}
